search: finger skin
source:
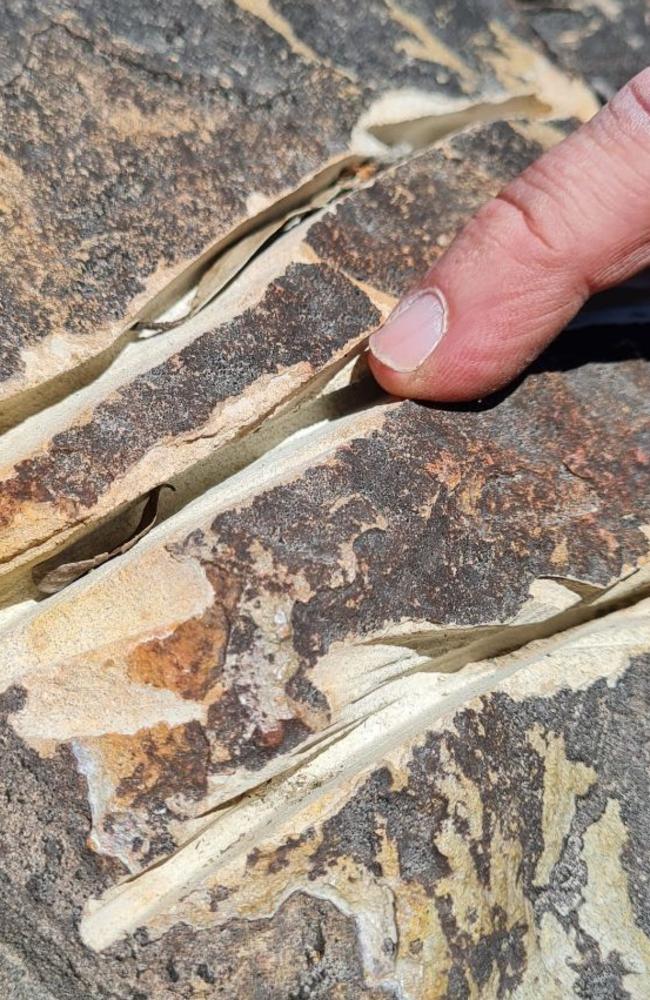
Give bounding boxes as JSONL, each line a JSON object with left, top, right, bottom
{"left": 369, "top": 68, "right": 650, "bottom": 402}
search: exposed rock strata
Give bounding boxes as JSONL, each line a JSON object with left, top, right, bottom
{"left": 0, "top": 0, "right": 596, "bottom": 418}
{"left": 0, "top": 120, "right": 571, "bottom": 606}
{"left": 1, "top": 323, "right": 649, "bottom": 994}
{"left": 0, "top": 3, "right": 648, "bottom": 998}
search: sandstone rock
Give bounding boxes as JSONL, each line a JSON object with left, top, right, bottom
{"left": 519, "top": 0, "right": 650, "bottom": 98}
{"left": 1, "top": 584, "right": 649, "bottom": 997}
{"left": 82, "top": 596, "right": 650, "bottom": 997}
{"left": 0, "top": 0, "right": 596, "bottom": 425}
{"left": 0, "top": 3, "right": 648, "bottom": 999}
{"left": 0, "top": 319, "right": 649, "bottom": 993}
{"left": 0, "top": 120, "right": 572, "bottom": 607}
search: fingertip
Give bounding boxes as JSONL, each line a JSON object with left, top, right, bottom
{"left": 367, "top": 344, "right": 493, "bottom": 403}
{"left": 367, "top": 279, "right": 547, "bottom": 402}
{"left": 366, "top": 350, "right": 414, "bottom": 398}
{"left": 368, "top": 288, "right": 448, "bottom": 374}
{"left": 368, "top": 305, "right": 552, "bottom": 402}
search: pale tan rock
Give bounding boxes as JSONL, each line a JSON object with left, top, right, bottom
{"left": 79, "top": 598, "right": 650, "bottom": 998}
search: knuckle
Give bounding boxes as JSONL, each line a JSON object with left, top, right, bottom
{"left": 480, "top": 171, "right": 567, "bottom": 264}
{"left": 625, "top": 68, "right": 650, "bottom": 114}
{"left": 607, "top": 69, "right": 650, "bottom": 138}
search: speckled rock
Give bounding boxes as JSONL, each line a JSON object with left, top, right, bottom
{"left": 0, "top": 4, "right": 649, "bottom": 999}
{"left": 1, "top": 586, "right": 650, "bottom": 997}
{"left": 0, "top": 119, "right": 572, "bottom": 607}
{"left": 1, "top": 316, "right": 649, "bottom": 875}
{"left": 0, "top": 0, "right": 596, "bottom": 417}
{"left": 520, "top": 0, "right": 650, "bottom": 98}
{"left": 1, "top": 315, "right": 650, "bottom": 996}
{"left": 83, "top": 597, "right": 650, "bottom": 998}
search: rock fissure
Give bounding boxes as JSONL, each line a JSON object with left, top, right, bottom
{"left": 0, "top": 5, "right": 648, "bottom": 994}
{"left": 78, "top": 592, "right": 650, "bottom": 953}
{"left": 0, "top": 114, "right": 581, "bottom": 609}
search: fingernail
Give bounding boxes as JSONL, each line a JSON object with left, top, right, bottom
{"left": 369, "top": 288, "right": 448, "bottom": 373}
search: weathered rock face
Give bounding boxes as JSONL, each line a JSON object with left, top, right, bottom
{"left": 0, "top": 120, "right": 572, "bottom": 605}
{"left": 0, "top": 0, "right": 596, "bottom": 419}
{"left": 3, "top": 319, "right": 650, "bottom": 871}
{"left": 2, "top": 593, "right": 650, "bottom": 998}
{"left": 82, "top": 599, "right": 650, "bottom": 998}
{"left": 519, "top": 0, "right": 650, "bottom": 97}
{"left": 0, "top": 3, "right": 649, "bottom": 999}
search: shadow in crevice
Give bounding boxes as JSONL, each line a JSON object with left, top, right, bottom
{"left": 534, "top": 323, "right": 650, "bottom": 375}
{"left": 533, "top": 270, "right": 650, "bottom": 374}
{"left": 416, "top": 279, "right": 650, "bottom": 418}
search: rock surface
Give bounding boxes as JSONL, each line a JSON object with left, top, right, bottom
{"left": 0, "top": 0, "right": 595, "bottom": 419}
{"left": 83, "top": 597, "right": 650, "bottom": 998}
{"left": 1, "top": 586, "right": 649, "bottom": 997}
{"left": 0, "top": 120, "right": 570, "bottom": 606}
{"left": 0, "top": 2, "right": 648, "bottom": 999}
{"left": 519, "top": 0, "right": 650, "bottom": 98}
{"left": 0, "top": 316, "right": 649, "bottom": 995}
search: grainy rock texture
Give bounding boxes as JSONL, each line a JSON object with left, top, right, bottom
{"left": 1, "top": 322, "right": 649, "bottom": 995}
{"left": 0, "top": 2, "right": 648, "bottom": 999}
{"left": 1, "top": 596, "right": 650, "bottom": 997}
{"left": 519, "top": 0, "right": 650, "bottom": 97}
{"left": 0, "top": 120, "right": 569, "bottom": 604}
{"left": 0, "top": 0, "right": 595, "bottom": 413}
{"left": 84, "top": 599, "right": 650, "bottom": 998}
